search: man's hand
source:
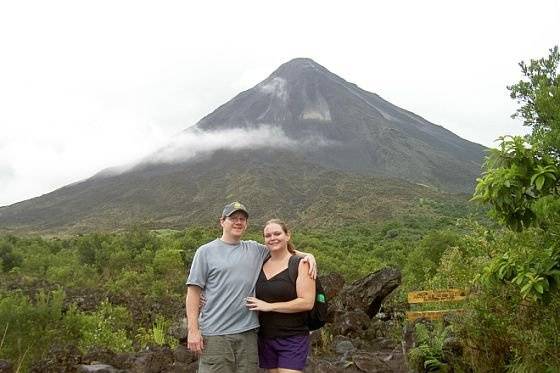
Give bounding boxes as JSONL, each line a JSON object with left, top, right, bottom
{"left": 187, "top": 328, "right": 204, "bottom": 354}
{"left": 301, "top": 254, "right": 317, "bottom": 279}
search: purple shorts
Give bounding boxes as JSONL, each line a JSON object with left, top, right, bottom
{"left": 258, "top": 334, "right": 309, "bottom": 371}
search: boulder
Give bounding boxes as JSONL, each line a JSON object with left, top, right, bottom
{"left": 0, "top": 360, "right": 13, "bottom": 373}
{"left": 77, "top": 364, "right": 120, "bottom": 373}
{"left": 30, "top": 344, "right": 82, "bottom": 373}
{"left": 320, "top": 272, "right": 345, "bottom": 300}
{"left": 128, "top": 346, "right": 174, "bottom": 373}
{"left": 169, "top": 361, "right": 198, "bottom": 373}
{"left": 335, "top": 268, "right": 401, "bottom": 318}
{"left": 352, "top": 352, "right": 392, "bottom": 372}
{"left": 334, "top": 337, "right": 356, "bottom": 356}
{"left": 82, "top": 349, "right": 130, "bottom": 369}
{"left": 173, "top": 344, "right": 196, "bottom": 364}
{"left": 169, "top": 317, "right": 188, "bottom": 341}
{"left": 333, "top": 309, "right": 370, "bottom": 336}
{"left": 304, "top": 358, "right": 343, "bottom": 372}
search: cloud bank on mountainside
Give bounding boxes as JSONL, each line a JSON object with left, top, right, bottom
{"left": 94, "top": 125, "right": 334, "bottom": 176}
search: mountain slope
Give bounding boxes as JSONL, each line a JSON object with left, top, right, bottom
{"left": 0, "top": 58, "right": 484, "bottom": 233}
{"left": 0, "top": 149, "right": 467, "bottom": 233}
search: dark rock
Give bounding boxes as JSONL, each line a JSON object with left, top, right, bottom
{"left": 173, "top": 344, "right": 196, "bottom": 364}
{"left": 336, "top": 268, "right": 401, "bottom": 318}
{"left": 401, "top": 321, "right": 415, "bottom": 357}
{"left": 83, "top": 349, "right": 130, "bottom": 370}
{"left": 304, "top": 357, "right": 345, "bottom": 373}
{"left": 368, "top": 337, "right": 398, "bottom": 352}
{"left": 375, "top": 311, "right": 391, "bottom": 321}
{"left": 64, "top": 288, "right": 107, "bottom": 312}
{"left": 363, "top": 319, "right": 391, "bottom": 341}
{"left": 30, "top": 344, "right": 82, "bottom": 373}
{"left": 320, "top": 272, "right": 345, "bottom": 300}
{"left": 129, "top": 346, "right": 174, "bottom": 373}
{"left": 0, "top": 360, "right": 13, "bottom": 373}
{"left": 380, "top": 349, "right": 408, "bottom": 373}
{"left": 352, "top": 352, "right": 392, "bottom": 372}
{"left": 333, "top": 309, "right": 370, "bottom": 336}
{"left": 334, "top": 339, "right": 356, "bottom": 355}
{"left": 170, "top": 361, "right": 198, "bottom": 373}
{"left": 77, "top": 364, "right": 119, "bottom": 373}
{"left": 169, "top": 317, "right": 187, "bottom": 341}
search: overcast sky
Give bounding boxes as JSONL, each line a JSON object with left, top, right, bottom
{"left": 1, "top": 0, "right": 559, "bottom": 206}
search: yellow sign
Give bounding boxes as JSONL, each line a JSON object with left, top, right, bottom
{"left": 407, "top": 289, "right": 466, "bottom": 304}
{"left": 406, "top": 309, "right": 464, "bottom": 321}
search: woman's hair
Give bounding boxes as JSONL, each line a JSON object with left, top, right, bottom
{"left": 264, "top": 218, "right": 296, "bottom": 254}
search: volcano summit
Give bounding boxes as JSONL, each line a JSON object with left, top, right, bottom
{"left": 189, "top": 58, "right": 485, "bottom": 191}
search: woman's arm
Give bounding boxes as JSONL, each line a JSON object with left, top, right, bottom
{"left": 246, "top": 260, "right": 316, "bottom": 313}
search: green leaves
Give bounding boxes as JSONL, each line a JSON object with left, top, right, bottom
{"left": 508, "top": 46, "right": 560, "bottom": 157}
{"left": 476, "top": 46, "right": 560, "bottom": 231}
{"left": 530, "top": 164, "right": 557, "bottom": 192}
{"left": 472, "top": 136, "right": 559, "bottom": 231}
{"left": 135, "top": 315, "right": 178, "bottom": 349}
{"left": 407, "top": 322, "right": 450, "bottom": 372}
{"left": 472, "top": 48, "right": 560, "bottom": 303}
{"left": 478, "top": 229, "right": 560, "bottom": 302}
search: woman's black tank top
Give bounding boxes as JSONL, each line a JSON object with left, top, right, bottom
{"left": 255, "top": 261, "right": 309, "bottom": 338}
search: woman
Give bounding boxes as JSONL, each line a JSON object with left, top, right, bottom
{"left": 246, "top": 219, "right": 316, "bottom": 373}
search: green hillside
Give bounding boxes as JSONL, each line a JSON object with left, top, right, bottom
{"left": 0, "top": 149, "right": 474, "bottom": 234}
{"left": 0, "top": 200, "right": 482, "bottom": 370}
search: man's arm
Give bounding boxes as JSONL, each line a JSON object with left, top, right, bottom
{"left": 186, "top": 285, "right": 204, "bottom": 353}
{"left": 255, "top": 241, "right": 317, "bottom": 278}
{"left": 294, "top": 249, "right": 317, "bottom": 279}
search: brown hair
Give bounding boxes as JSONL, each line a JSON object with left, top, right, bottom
{"left": 264, "top": 218, "right": 296, "bottom": 254}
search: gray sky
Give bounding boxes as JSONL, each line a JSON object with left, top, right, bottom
{"left": 1, "top": 0, "right": 559, "bottom": 206}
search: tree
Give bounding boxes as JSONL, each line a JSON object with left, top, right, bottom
{"left": 472, "top": 47, "right": 560, "bottom": 300}
{"left": 0, "top": 239, "right": 22, "bottom": 272}
{"left": 455, "top": 48, "right": 560, "bottom": 371}
{"left": 472, "top": 135, "right": 558, "bottom": 230}
{"left": 508, "top": 46, "right": 560, "bottom": 157}
{"left": 473, "top": 46, "right": 560, "bottom": 230}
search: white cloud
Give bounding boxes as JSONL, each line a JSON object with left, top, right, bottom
{"left": 143, "top": 125, "right": 332, "bottom": 165}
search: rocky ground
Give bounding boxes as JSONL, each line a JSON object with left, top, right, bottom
{"left": 0, "top": 267, "right": 410, "bottom": 373}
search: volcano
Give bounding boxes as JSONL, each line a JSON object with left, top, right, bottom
{"left": 0, "top": 58, "right": 485, "bottom": 233}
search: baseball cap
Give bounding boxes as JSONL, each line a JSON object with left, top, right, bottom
{"left": 222, "top": 201, "right": 249, "bottom": 218}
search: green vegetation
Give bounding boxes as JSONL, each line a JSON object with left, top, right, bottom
{"left": 408, "top": 322, "right": 450, "bottom": 372}
{"left": 0, "top": 227, "right": 219, "bottom": 370}
{"left": 0, "top": 47, "right": 558, "bottom": 371}
{"left": 406, "top": 46, "right": 560, "bottom": 371}
{"left": 0, "top": 198, "right": 478, "bottom": 370}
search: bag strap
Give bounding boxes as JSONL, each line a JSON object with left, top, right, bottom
{"left": 288, "top": 255, "right": 303, "bottom": 284}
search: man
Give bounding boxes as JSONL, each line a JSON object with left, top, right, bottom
{"left": 186, "top": 202, "right": 316, "bottom": 373}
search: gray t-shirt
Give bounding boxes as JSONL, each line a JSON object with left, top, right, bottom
{"left": 186, "top": 239, "right": 269, "bottom": 336}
